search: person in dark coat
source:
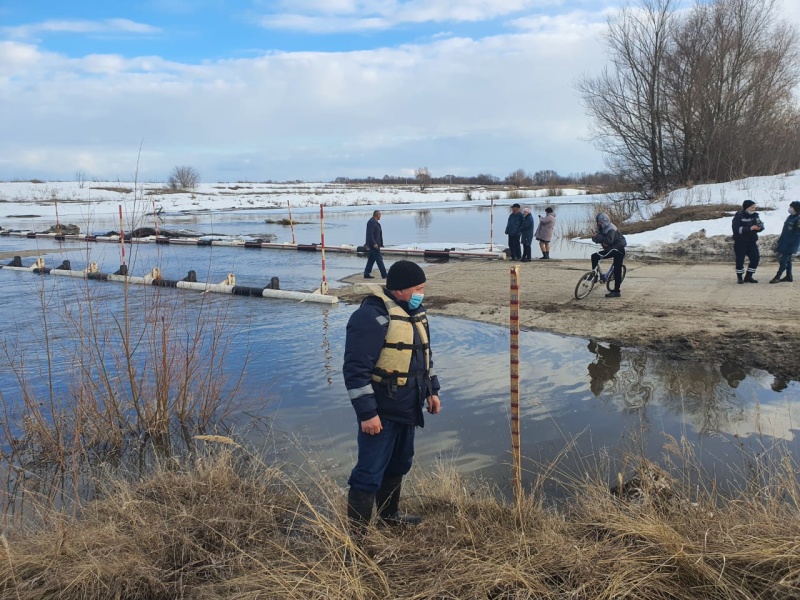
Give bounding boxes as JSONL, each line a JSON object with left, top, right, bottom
{"left": 591, "top": 212, "right": 627, "bottom": 298}
{"left": 343, "top": 260, "right": 441, "bottom": 540}
{"left": 520, "top": 207, "right": 534, "bottom": 262}
{"left": 731, "top": 199, "right": 764, "bottom": 283}
{"left": 363, "top": 210, "right": 387, "bottom": 278}
{"left": 504, "top": 203, "right": 523, "bottom": 260}
{"left": 534, "top": 206, "right": 556, "bottom": 259}
{"left": 770, "top": 200, "right": 800, "bottom": 283}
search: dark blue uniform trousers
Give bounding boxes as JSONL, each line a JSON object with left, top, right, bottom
{"left": 348, "top": 418, "right": 415, "bottom": 494}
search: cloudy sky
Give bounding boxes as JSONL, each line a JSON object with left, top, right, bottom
{"left": 2, "top": 1, "right": 798, "bottom": 183}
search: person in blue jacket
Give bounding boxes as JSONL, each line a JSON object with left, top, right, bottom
{"left": 770, "top": 200, "right": 800, "bottom": 283}
{"left": 731, "top": 199, "right": 764, "bottom": 283}
{"left": 363, "top": 210, "right": 387, "bottom": 279}
{"left": 343, "top": 260, "right": 441, "bottom": 538}
{"left": 504, "top": 203, "right": 523, "bottom": 260}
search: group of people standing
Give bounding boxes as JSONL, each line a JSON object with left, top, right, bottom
{"left": 732, "top": 199, "right": 800, "bottom": 284}
{"left": 504, "top": 203, "right": 556, "bottom": 261}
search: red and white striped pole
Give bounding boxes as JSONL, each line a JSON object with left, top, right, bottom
{"left": 490, "top": 197, "right": 494, "bottom": 252}
{"left": 319, "top": 204, "right": 328, "bottom": 294}
{"left": 55, "top": 200, "right": 61, "bottom": 238}
{"left": 151, "top": 198, "right": 160, "bottom": 238}
{"left": 509, "top": 265, "right": 522, "bottom": 501}
{"left": 119, "top": 204, "right": 126, "bottom": 267}
{"left": 288, "top": 200, "right": 296, "bottom": 244}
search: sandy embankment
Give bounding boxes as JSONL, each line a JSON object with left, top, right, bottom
{"left": 336, "top": 258, "right": 799, "bottom": 382}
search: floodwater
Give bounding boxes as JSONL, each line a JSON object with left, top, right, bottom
{"left": 1, "top": 202, "right": 798, "bottom": 497}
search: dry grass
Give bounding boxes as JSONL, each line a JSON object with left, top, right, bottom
{"left": 0, "top": 170, "right": 248, "bottom": 526}
{"left": 620, "top": 204, "right": 741, "bottom": 235}
{"left": 564, "top": 202, "right": 743, "bottom": 241}
{"left": 2, "top": 440, "right": 798, "bottom": 599}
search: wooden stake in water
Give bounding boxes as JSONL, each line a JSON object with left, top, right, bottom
{"left": 509, "top": 265, "right": 522, "bottom": 501}
{"left": 288, "top": 200, "right": 296, "bottom": 244}
{"left": 119, "top": 204, "right": 126, "bottom": 267}
{"left": 319, "top": 204, "right": 329, "bottom": 294}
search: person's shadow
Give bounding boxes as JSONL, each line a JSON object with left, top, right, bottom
{"left": 587, "top": 340, "right": 622, "bottom": 396}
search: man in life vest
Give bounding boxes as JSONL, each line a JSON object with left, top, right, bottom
{"left": 343, "top": 260, "right": 441, "bottom": 539}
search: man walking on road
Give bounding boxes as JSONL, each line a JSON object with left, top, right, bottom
{"left": 364, "top": 210, "right": 387, "bottom": 279}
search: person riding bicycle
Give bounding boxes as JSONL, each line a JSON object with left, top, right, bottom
{"left": 591, "top": 213, "right": 627, "bottom": 298}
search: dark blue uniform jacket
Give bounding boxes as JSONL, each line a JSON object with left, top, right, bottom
{"left": 343, "top": 293, "right": 440, "bottom": 428}
{"left": 777, "top": 213, "right": 800, "bottom": 255}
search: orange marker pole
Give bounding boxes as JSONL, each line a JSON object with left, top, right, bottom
{"left": 119, "top": 204, "right": 126, "bottom": 267}
{"left": 152, "top": 198, "right": 160, "bottom": 238}
{"left": 510, "top": 265, "right": 522, "bottom": 501}
{"left": 55, "top": 200, "right": 61, "bottom": 238}
{"left": 288, "top": 200, "right": 296, "bottom": 244}
{"left": 490, "top": 197, "right": 494, "bottom": 252}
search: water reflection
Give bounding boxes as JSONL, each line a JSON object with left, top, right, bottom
{"left": 1, "top": 272, "right": 797, "bottom": 500}
{"left": 587, "top": 341, "right": 622, "bottom": 396}
{"left": 321, "top": 308, "right": 333, "bottom": 387}
{"left": 1, "top": 201, "right": 597, "bottom": 260}
{"left": 415, "top": 209, "right": 432, "bottom": 229}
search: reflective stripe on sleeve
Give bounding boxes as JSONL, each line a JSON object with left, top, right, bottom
{"left": 348, "top": 384, "right": 374, "bottom": 400}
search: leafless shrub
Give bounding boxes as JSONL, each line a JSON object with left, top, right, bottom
{"left": 505, "top": 168, "right": 532, "bottom": 188}
{"left": 168, "top": 165, "right": 201, "bottom": 190}
{"left": 415, "top": 167, "right": 431, "bottom": 191}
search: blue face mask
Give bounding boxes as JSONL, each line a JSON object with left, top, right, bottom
{"left": 408, "top": 292, "right": 424, "bottom": 309}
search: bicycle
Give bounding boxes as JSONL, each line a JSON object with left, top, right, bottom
{"left": 574, "top": 261, "right": 627, "bottom": 299}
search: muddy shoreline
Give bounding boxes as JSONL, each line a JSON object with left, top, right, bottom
{"left": 336, "top": 257, "right": 799, "bottom": 383}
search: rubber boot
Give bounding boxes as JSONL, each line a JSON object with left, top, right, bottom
{"left": 744, "top": 272, "right": 758, "bottom": 284}
{"left": 737, "top": 272, "right": 743, "bottom": 284}
{"left": 345, "top": 487, "right": 375, "bottom": 566}
{"left": 376, "top": 475, "right": 422, "bottom": 526}
{"left": 347, "top": 487, "right": 375, "bottom": 539}
{"left": 544, "top": 251, "right": 550, "bottom": 259}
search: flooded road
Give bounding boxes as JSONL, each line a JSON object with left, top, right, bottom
{"left": 1, "top": 201, "right": 797, "bottom": 497}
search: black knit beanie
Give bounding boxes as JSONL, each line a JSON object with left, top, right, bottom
{"left": 386, "top": 260, "right": 426, "bottom": 291}
{"left": 791, "top": 201, "right": 800, "bottom": 213}
{"left": 742, "top": 199, "right": 756, "bottom": 210}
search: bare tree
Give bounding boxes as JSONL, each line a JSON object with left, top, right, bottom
{"left": 579, "top": 0, "right": 800, "bottom": 194}
{"left": 578, "top": 0, "right": 676, "bottom": 193}
{"left": 75, "top": 170, "right": 87, "bottom": 189}
{"left": 415, "top": 167, "right": 432, "bottom": 191}
{"left": 168, "top": 165, "right": 201, "bottom": 190}
{"left": 532, "top": 169, "right": 559, "bottom": 186}
{"left": 505, "top": 168, "right": 531, "bottom": 188}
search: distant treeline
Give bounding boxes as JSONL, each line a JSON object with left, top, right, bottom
{"left": 333, "top": 170, "right": 622, "bottom": 188}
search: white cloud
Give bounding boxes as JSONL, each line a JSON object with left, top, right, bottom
{"left": 0, "top": 19, "right": 612, "bottom": 180}
{"left": 3, "top": 18, "right": 161, "bottom": 40}
{"left": 260, "top": 0, "right": 560, "bottom": 32}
